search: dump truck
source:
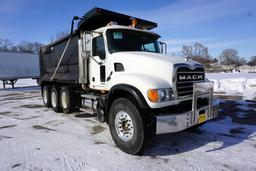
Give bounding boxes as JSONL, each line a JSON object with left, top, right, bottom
{"left": 39, "top": 7, "right": 219, "bottom": 154}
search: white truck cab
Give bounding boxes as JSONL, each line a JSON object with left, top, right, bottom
{"left": 40, "top": 7, "right": 219, "bottom": 154}
{"left": 85, "top": 25, "right": 200, "bottom": 108}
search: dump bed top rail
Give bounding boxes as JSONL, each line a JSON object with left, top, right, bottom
{"left": 78, "top": 7, "right": 157, "bottom": 31}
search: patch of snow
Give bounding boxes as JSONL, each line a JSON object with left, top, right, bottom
{"left": 206, "top": 73, "right": 256, "bottom": 100}
{"left": 244, "top": 79, "right": 256, "bottom": 100}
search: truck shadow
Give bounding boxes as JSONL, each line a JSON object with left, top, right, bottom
{"left": 74, "top": 111, "right": 96, "bottom": 118}
{"left": 143, "top": 100, "right": 256, "bottom": 156}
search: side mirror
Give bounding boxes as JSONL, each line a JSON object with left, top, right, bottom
{"left": 83, "top": 33, "right": 91, "bottom": 58}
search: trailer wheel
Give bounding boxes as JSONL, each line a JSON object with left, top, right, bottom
{"left": 50, "top": 86, "right": 61, "bottom": 113}
{"left": 42, "top": 85, "right": 51, "bottom": 108}
{"left": 109, "top": 98, "right": 149, "bottom": 154}
{"left": 60, "top": 86, "right": 76, "bottom": 114}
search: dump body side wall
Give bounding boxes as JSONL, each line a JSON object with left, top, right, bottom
{"left": 39, "top": 35, "right": 80, "bottom": 84}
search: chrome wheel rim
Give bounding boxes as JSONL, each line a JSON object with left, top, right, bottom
{"left": 61, "top": 91, "right": 68, "bottom": 109}
{"left": 115, "top": 111, "right": 134, "bottom": 142}
{"left": 51, "top": 91, "right": 57, "bottom": 108}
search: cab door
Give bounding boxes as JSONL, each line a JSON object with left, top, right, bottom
{"left": 89, "top": 35, "right": 107, "bottom": 89}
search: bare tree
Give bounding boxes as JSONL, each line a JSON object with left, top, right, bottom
{"left": 0, "top": 38, "right": 43, "bottom": 53}
{"left": 181, "top": 42, "right": 209, "bottom": 59}
{"left": 180, "top": 42, "right": 213, "bottom": 67}
{"left": 18, "top": 41, "right": 34, "bottom": 52}
{"left": 235, "top": 57, "right": 247, "bottom": 67}
{"left": 50, "top": 31, "right": 69, "bottom": 43}
{"left": 248, "top": 56, "right": 256, "bottom": 66}
{"left": 10, "top": 46, "right": 18, "bottom": 52}
{"left": 17, "top": 41, "right": 44, "bottom": 53}
{"left": 219, "top": 48, "right": 239, "bottom": 66}
{"left": 56, "top": 31, "right": 69, "bottom": 39}
{"left": 0, "top": 39, "right": 14, "bottom": 52}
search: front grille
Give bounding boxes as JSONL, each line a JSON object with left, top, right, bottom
{"left": 176, "top": 67, "right": 204, "bottom": 97}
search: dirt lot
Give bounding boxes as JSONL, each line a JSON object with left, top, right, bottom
{"left": 0, "top": 87, "right": 255, "bottom": 171}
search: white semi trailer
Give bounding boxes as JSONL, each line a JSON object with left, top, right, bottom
{"left": 0, "top": 52, "right": 39, "bottom": 88}
{"left": 39, "top": 8, "right": 219, "bottom": 154}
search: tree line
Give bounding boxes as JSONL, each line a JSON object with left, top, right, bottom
{"left": 180, "top": 42, "right": 256, "bottom": 67}
{"left": 0, "top": 38, "right": 44, "bottom": 53}
{"left": 0, "top": 32, "right": 68, "bottom": 54}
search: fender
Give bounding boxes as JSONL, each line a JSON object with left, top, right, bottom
{"left": 98, "top": 84, "right": 150, "bottom": 123}
{"left": 106, "top": 84, "right": 150, "bottom": 109}
{"left": 101, "top": 84, "right": 150, "bottom": 123}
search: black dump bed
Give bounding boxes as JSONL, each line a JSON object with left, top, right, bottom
{"left": 39, "top": 33, "right": 79, "bottom": 84}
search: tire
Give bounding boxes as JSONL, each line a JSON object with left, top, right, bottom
{"left": 108, "top": 98, "right": 154, "bottom": 154}
{"left": 60, "top": 86, "right": 76, "bottom": 114}
{"left": 50, "top": 86, "right": 62, "bottom": 113}
{"left": 42, "top": 85, "right": 51, "bottom": 108}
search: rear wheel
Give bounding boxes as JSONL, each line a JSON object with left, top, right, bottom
{"left": 42, "top": 85, "right": 51, "bottom": 107}
{"left": 108, "top": 98, "right": 154, "bottom": 154}
{"left": 60, "top": 86, "right": 76, "bottom": 114}
{"left": 51, "top": 86, "right": 61, "bottom": 113}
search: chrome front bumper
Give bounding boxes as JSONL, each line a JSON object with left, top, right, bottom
{"left": 156, "top": 82, "right": 219, "bottom": 134}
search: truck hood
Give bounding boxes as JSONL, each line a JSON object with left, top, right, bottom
{"left": 110, "top": 51, "right": 202, "bottom": 88}
{"left": 111, "top": 51, "right": 200, "bottom": 67}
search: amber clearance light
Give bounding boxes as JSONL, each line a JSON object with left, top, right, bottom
{"left": 148, "top": 89, "right": 159, "bottom": 103}
{"left": 147, "top": 89, "right": 174, "bottom": 103}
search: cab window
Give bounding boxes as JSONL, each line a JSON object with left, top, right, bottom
{"left": 142, "top": 43, "right": 156, "bottom": 52}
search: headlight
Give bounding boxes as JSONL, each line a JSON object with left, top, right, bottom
{"left": 147, "top": 88, "right": 174, "bottom": 103}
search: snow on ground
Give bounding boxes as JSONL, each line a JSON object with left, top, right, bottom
{"left": 206, "top": 72, "right": 256, "bottom": 100}
{"left": 0, "top": 87, "right": 256, "bottom": 170}
{"left": 1, "top": 73, "right": 255, "bottom": 100}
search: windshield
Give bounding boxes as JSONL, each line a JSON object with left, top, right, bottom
{"left": 106, "top": 29, "right": 160, "bottom": 54}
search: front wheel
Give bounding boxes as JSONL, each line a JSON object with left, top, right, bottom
{"left": 109, "top": 98, "right": 151, "bottom": 154}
